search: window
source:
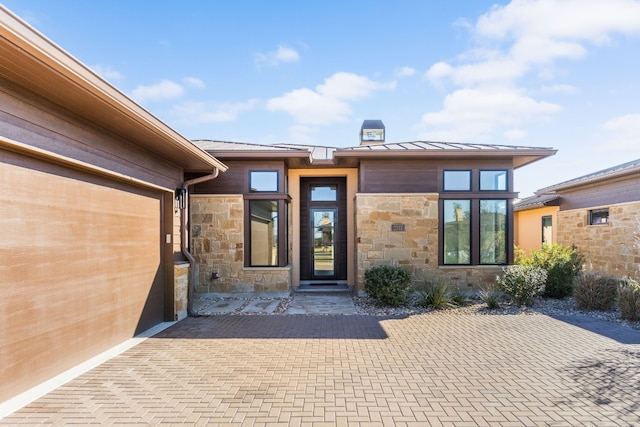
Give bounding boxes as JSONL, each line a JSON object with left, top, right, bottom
{"left": 250, "top": 170, "right": 278, "bottom": 192}
{"left": 249, "top": 200, "right": 279, "bottom": 266}
{"left": 480, "top": 200, "right": 507, "bottom": 264}
{"left": 443, "top": 200, "right": 471, "bottom": 264}
{"left": 480, "top": 170, "right": 507, "bottom": 191}
{"left": 311, "top": 185, "right": 337, "bottom": 201}
{"left": 443, "top": 170, "right": 471, "bottom": 191}
{"left": 542, "top": 215, "right": 552, "bottom": 244}
{"left": 589, "top": 208, "right": 609, "bottom": 225}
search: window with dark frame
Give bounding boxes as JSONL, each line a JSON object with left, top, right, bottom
{"left": 245, "top": 170, "right": 289, "bottom": 267}
{"left": 480, "top": 170, "right": 507, "bottom": 191}
{"left": 542, "top": 215, "right": 552, "bottom": 244}
{"left": 443, "top": 170, "right": 471, "bottom": 191}
{"left": 589, "top": 208, "right": 609, "bottom": 225}
{"left": 249, "top": 170, "right": 278, "bottom": 192}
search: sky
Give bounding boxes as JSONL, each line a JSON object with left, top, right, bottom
{"left": 3, "top": 0, "right": 640, "bottom": 197}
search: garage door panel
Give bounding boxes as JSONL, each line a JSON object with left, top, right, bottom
{"left": 1, "top": 152, "right": 166, "bottom": 401}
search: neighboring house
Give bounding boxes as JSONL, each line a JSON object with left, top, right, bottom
{"left": 513, "top": 194, "right": 560, "bottom": 255}
{"left": 1, "top": 7, "right": 226, "bottom": 403}
{"left": 514, "top": 159, "right": 640, "bottom": 279}
{"left": 189, "top": 133, "right": 556, "bottom": 296}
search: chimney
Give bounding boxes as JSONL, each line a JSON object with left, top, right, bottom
{"left": 360, "top": 120, "right": 385, "bottom": 145}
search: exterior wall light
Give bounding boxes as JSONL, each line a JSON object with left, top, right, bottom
{"left": 175, "top": 188, "right": 187, "bottom": 210}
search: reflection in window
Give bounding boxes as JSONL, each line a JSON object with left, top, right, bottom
{"left": 311, "top": 185, "right": 337, "bottom": 201}
{"left": 250, "top": 171, "right": 278, "bottom": 192}
{"left": 443, "top": 200, "right": 471, "bottom": 264}
{"left": 249, "top": 200, "right": 278, "bottom": 266}
{"left": 480, "top": 200, "right": 507, "bottom": 264}
{"left": 589, "top": 208, "right": 609, "bottom": 225}
{"left": 480, "top": 170, "right": 507, "bottom": 191}
{"left": 542, "top": 215, "right": 553, "bottom": 244}
{"left": 443, "top": 170, "right": 471, "bottom": 191}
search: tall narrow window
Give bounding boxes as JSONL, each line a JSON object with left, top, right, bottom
{"left": 480, "top": 200, "right": 507, "bottom": 264}
{"left": 443, "top": 200, "right": 471, "bottom": 264}
{"left": 542, "top": 215, "right": 553, "bottom": 244}
{"left": 249, "top": 200, "right": 278, "bottom": 266}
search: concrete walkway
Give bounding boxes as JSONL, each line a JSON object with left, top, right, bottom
{"left": 2, "top": 305, "right": 640, "bottom": 425}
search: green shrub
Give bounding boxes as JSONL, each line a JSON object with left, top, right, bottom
{"left": 521, "top": 243, "right": 585, "bottom": 299}
{"left": 617, "top": 278, "right": 640, "bottom": 321}
{"left": 477, "top": 287, "right": 501, "bottom": 310}
{"left": 496, "top": 265, "right": 547, "bottom": 306}
{"left": 364, "top": 265, "right": 413, "bottom": 306}
{"left": 417, "top": 278, "right": 454, "bottom": 310}
{"left": 573, "top": 272, "right": 618, "bottom": 311}
{"left": 449, "top": 289, "right": 470, "bottom": 307}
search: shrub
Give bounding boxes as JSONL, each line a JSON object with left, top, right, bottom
{"left": 417, "top": 278, "right": 454, "bottom": 310}
{"left": 521, "top": 243, "right": 585, "bottom": 299}
{"left": 449, "top": 289, "right": 470, "bottom": 307}
{"left": 477, "top": 287, "right": 501, "bottom": 310}
{"left": 495, "top": 265, "right": 547, "bottom": 306}
{"left": 617, "top": 278, "right": 640, "bottom": 321}
{"left": 364, "top": 265, "right": 413, "bottom": 306}
{"left": 573, "top": 272, "right": 618, "bottom": 311}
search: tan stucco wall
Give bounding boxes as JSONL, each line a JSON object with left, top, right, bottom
{"left": 557, "top": 201, "right": 640, "bottom": 280}
{"left": 514, "top": 206, "right": 559, "bottom": 255}
{"left": 354, "top": 193, "right": 501, "bottom": 292}
{"left": 190, "top": 195, "right": 291, "bottom": 295}
{"left": 288, "top": 168, "right": 358, "bottom": 288}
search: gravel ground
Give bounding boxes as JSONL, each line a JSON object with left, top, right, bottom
{"left": 197, "top": 293, "right": 640, "bottom": 331}
{"left": 354, "top": 293, "right": 640, "bottom": 331}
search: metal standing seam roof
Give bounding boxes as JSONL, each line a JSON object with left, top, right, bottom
{"left": 339, "top": 141, "right": 552, "bottom": 152}
{"left": 513, "top": 194, "right": 560, "bottom": 212}
{"left": 536, "top": 158, "right": 640, "bottom": 194}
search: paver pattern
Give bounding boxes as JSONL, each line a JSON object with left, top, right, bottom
{"left": 3, "top": 312, "right": 640, "bottom": 426}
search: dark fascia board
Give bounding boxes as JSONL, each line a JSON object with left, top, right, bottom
{"left": 0, "top": 6, "right": 227, "bottom": 173}
{"left": 334, "top": 148, "right": 557, "bottom": 169}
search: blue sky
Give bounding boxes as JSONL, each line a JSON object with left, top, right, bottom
{"left": 4, "top": 0, "right": 640, "bottom": 197}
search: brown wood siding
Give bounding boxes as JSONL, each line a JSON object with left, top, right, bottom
{"left": 0, "top": 151, "right": 165, "bottom": 401}
{"left": 558, "top": 175, "right": 640, "bottom": 211}
{"left": 1, "top": 82, "right": 183, "bottom": 190}
{"left": 191, "top": 160, "right": 286, "bottom": 194}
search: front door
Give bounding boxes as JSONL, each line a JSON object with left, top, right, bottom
{"left": 300, "top": 178, "right": 347, "bottom": 285}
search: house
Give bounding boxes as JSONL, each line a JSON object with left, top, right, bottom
{"left": 513, "top": 194, "right": 560, "bottom": 255}
{"left": 0, "top": 6, "right": 226, "bottom": 403}
{"left": 189, "top": 136, "right": 556, "bottom": 296}
{"left": 514, "top": 159, "right": 640, "bottom": 279}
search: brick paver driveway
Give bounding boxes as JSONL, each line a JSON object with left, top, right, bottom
{"left": 3, "top": 313, "right": 640, "bottom": 426}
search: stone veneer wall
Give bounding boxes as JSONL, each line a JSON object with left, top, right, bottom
{"left": 355, "top": 194, "right": 501, "bottom": 292}
{"left": 557, "top": 201, "right": 640, "bottom": 280}
{"left": 190, "top": 195, "right": 291, "bottom": 295}
{"left": 174, "top": 262, "right": 189, "bottom": 320}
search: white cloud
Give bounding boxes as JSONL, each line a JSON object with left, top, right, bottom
{"left": 183, "top": 76, "right": 206, "bottom": 89}
{"left": 600, "top": 113, "right": 640, "bottom": 150}
{"left": 503, "top": 128, "right": 527, "bottom": 140}
{"left": 91, "top": 64, "right": 124, "bottom": 82}
{"left": 267, "top": 72, "right": 395, "bottom": 125}
{"left": 131, "top": 80, "right": 184, "bottom": 102}
{"left": 420, "top": 0, "right": 640, "bottom": 141}
{"left": 255, "top": 45, "right": 300, "bottom": 66}
{"left": 171, "top": 99, "right": 259, "bottom": 124}
{"left": 419, "top": 87, "right": 561, "bottom": 141}
{"left": 395, "top": 66, "right": 417, "bottom": 77}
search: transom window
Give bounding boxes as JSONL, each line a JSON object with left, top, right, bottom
{"left": 443, "top": 170, "right": 471, "bottom": 191}
{"left": 310, "top": 185, "right": 337, "bottom": 201}
{"left": 480, "top": 170, "right": 507, "bottom": 191}
{"left": 249, "top": 170, "right": 278, "bottom": 192}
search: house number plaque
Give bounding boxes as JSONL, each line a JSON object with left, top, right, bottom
{"left": 391, "top": 223, "right": 406, "bottom": 232}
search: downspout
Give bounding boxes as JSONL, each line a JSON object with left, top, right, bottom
{"left": 179, "top": 168, "right": 220, "bottom": 316}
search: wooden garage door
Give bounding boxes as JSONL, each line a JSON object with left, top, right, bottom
{"left": 0, "top": 151, "right": 165, "bottom": 401}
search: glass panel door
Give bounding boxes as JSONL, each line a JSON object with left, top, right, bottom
{"left": 311, "top": 208, "right": 336, "bottom": 278}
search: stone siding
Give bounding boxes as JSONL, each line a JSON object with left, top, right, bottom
{"left": 557, "top": 201, "right": 640, "bottom": 280}
{"left": 174, "top": 262, "right": 189, "bottom": 321}
{"left": 355, "top": 193, "right": 500, "bottom": 292}
{"left": 190, "top": 195, "right": 292, "bottom": 295}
